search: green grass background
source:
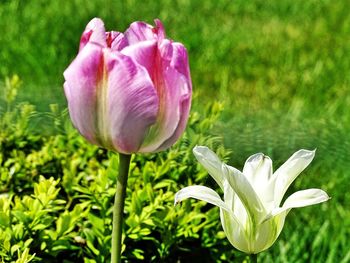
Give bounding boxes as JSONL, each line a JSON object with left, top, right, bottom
{"left": 1, "top": 0, "right": 349, "bottom": 262}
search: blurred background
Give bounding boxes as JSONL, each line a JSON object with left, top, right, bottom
{"left": 0, "top": 0, "right": 349, "bottom": 261}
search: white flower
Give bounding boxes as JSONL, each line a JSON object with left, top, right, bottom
{"left": 175, "top": 146, "right": 330, "bottom": 254}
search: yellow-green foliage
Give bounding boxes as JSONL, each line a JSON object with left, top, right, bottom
{"left": 0, "top": 90, "right": 349, "bottom": 262}
{"left": 0, "top": 99, "right": 238, "bottom": 262}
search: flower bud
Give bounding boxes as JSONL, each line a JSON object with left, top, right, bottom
{"left": 64, "top": 18, "right": 192, "bottom": 153}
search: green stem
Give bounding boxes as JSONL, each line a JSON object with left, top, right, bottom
{"left": 249, "top": 253, "right": 258, "bottom": 263}
{"left": 111, "top": 153, "right": 131, "bottom": 263}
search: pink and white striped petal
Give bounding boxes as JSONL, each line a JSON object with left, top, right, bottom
{"left": 139, "top": 39, "right": 192, "bottom": 152}
{"left": 79, "top": 18, "right": 107, "bottom": 51}
{"left": 105, "top": 51, "right": 159, "bottom": 153}
{"left": 63, "top": 43, "right": 103, "bottom": 144}
{"left": 109, "top": 31, "right": 128, "bottom": 51}
{"left": 120, "top": 40, "right": 157, "bottom": 76}
{"left": 124, "top": 21, "right": 157, "bottom": 44}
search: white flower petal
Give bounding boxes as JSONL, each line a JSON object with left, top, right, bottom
{"left": 269, "top": 188, "right": 330, "bottom": 218}
{"left": 223, "top": 164, "right": 267, "bottom": 225}
{"left": 273, "top": 149, "right": 315, "bottom": 206}
{"left": 243, "top": 153, "right": 273, "bottom": 185}
{"left": 193, "top": 146, "right": 225, "bottom": 190}
{"left": 243, "top": 153, "right": 274, "bottom": 206}
{"left": 282, "top": 188, "right": 330, "bottom": 209}
{"left": 254, "top": 210, "right": 288, "bottom": 253}
{"left": 223, "top": 180, "right": 235, "bottom": 210}
{"left": 174, "top": 185, "right": 242, "bottom": 226}
{"left": 175, "top": 185, "right": 228, "bottom": 210}
{"left": 222, "top": 180, "right": 248, "bottom": 227}
{"left": 220, "top": 209, "right": 250, "bottom": 253}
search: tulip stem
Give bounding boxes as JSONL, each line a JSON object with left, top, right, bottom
{"left": 111, "top": 153, "right": 132, "bottom": 263}
{"left": 249, "top": 254, "right": 258, "bottom": 263}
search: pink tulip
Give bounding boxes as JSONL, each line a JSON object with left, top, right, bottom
{"left": 64, "top": 18, "right": 192, "bottom": 154}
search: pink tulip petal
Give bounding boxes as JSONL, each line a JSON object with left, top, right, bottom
{"left": 124, "top": 21, "right": 157, "bottom": 44}
{"left": 154, "top": 40, "right": 192, "bottom": 151}
{"left": 63, "top": 43, "right": 103, "bottom": 144}
{"left": 120, "top": 40, "right": 157, "bottom": 76}
{"left": 139, "top": 39, "right": 192, "bottom": 152}
{"left": 154, "top": 88, "right": 191, "bottom": 152}
{"left": 79, "top": 18, "right": 106, "bottom": 51}
{"left": 154, "top": 45, "right": 192, "bottom": 151}
{"left": 170, "top": 42, "right": 191, "bottom": 81}
{"left": 106, "top": 51, "right": 159, "bottom": 153}
{"left": 109, "top": 31, "right": 128, "bottom": 51}
{"left": 154, "top": 19, "right": 165, "bottom": 40}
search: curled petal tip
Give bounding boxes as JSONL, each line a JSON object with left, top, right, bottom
{"left": 154, "top": 19, "right": 166, "bottom": 39}
{"left": 87, "top": 17, "right": 104, "bottom": 27}
{"left": 124, "top": 21, "right": 155, "bottom": 43}
{"left": 299, "top": 148, "right": 316, "bottom": 156}
{"left": 193, "top": 145, "right": 209, "bottom": 154}
{"left": 80, "top": 17, "right": 106, "bottom": 50}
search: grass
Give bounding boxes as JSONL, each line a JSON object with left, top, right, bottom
{"left": 1, "top": 0, "right": 349, "bottom": 262}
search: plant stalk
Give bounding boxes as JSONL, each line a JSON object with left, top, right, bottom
{"left": 249, "top": 253, "right": 258, "bottom": 263}
{"left": 111, "top": 153, "right": 131, "bottom": 263}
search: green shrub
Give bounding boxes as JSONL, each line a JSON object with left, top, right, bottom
{"left": 0, "top": 88, "right": 239, "bottom": 262}
{"left": 1, "top": 77, "right": 349, "bottom": 262}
